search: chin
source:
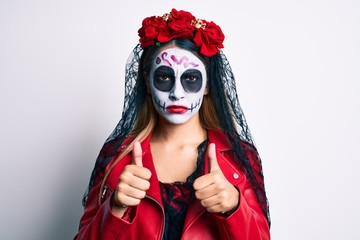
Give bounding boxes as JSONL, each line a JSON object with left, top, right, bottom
{"left": 162, "top": 113, "right": 195, "bottom": 125}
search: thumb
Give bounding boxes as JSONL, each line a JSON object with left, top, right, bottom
{"left": 208, "top": 143, "right": 220, "bottom": 172}
{"left": 132, "top": 141, "right": 143, "bottom": 167}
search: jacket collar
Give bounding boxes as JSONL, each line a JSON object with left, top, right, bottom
{"left": 207, "top": 129, "right": 232, "bottom": 152}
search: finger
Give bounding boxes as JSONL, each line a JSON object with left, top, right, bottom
{"left": 195, "top": 184, "right": 218, "bottom": 200}
{"left": 200, "top": 195, "right": 221, "bottom": 209}
{"left": 116, "top": 192, "right": 141, "bottom": 207}
{"left": 127, "top": 177, "right": 150, "bottom": 191}
{"left": 117, "top": 182, "right": 147, "bottom": 199}
{"left": 132, "top": 141, "right": 143, "bottom": 167}
{"left": 193, "top": 170, "right": 223, "bottom": 190}
{"left": 120, "top": 167, "right": 151, "bottom": 188}
{"left": 201, "top": 190, "right": 238, "bottom": 213}
{"left": 200, "top": 195, "right": 232, "bottom": 213}
{"left": 208, "top": 143, "right": 220, "bottom": 172}
{"left": 193, "top": 175, "right": 211, "bottom": 190}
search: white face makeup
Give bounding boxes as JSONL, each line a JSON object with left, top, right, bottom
{"left": 149, "top": 46, "right": 207, "bottom": 125}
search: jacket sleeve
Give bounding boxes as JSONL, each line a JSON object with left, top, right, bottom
{"left": 73, "top": 173, "right": 133, "bottom": 240}
{"left": 213, "top": 147, "right": 271, "bottom": 240}
{"left": 213, "top": 182, "right": 270, "bottom": 239}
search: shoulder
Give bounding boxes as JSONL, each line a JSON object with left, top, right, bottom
{"left": 207, "top": 128, "right": 258, "bottom": 155}
{"left": 240, "top": 140, "right": 258, "bottom": 158}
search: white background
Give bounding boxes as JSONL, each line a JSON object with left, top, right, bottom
{"left": 1, "top": 0, "right": 359, "bottom": 239}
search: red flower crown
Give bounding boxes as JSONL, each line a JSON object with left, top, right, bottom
{"left": 138, "top": 9, "right": 225, "bottom": 57}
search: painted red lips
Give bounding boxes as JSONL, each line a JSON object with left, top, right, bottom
{"left": 166, "top": 105, "right": 188, "bottom": 114}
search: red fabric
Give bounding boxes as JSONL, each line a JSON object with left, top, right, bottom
{"left": 74, "top": 129, "right": 270, "bottom": 240}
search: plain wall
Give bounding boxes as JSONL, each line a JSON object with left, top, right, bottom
{"left": 1, "top": 0, "right": 359, "bottom": 239}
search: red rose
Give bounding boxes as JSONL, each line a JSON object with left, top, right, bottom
{"left": 138, "top": 16, "right": 163, "bottom": 47}
{"left": 193, "top": 21, "right": 225, "bottom": 57}
{"left": 158, "top": 9, "right": 195, "bottom": 43}
{"left": 168, "top": 9, "right": 195, "bottom": 35}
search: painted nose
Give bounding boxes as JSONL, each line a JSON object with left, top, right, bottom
{"left": 169, "top": 78, "right": 185, "bottom": 101}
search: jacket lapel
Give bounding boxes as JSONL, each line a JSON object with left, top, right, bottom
{"left": 182, "top": 129, "right": 242, "bottom": 231}
{"left": 140, "top": 133, "right": 164, "bottom": 207}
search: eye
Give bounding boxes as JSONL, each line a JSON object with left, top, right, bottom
{"left": 181, "top": 69, "right": 203, "bottom": 93}
{"left": 158, "top": 75, "right": 172, "bottom": 81}
{"left": 154, "top": 66, "right": 174, "bottom": 81}
{"left": 184, "top": 75, "right": 198, "bottom": 82}
{"left": 153, "top": 66, "right": 175, "bottom": 92}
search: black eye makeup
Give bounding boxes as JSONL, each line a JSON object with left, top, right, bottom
{"left": 181, "top": 69, "right": 203, "bottom": 93}
{"left": 153, "top": 66, "right": 175, "bottom": 91}
{"left": 153, "top": 66, "right": 203, "bottom": 93}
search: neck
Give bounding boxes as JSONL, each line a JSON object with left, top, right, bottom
{"left": 152, "top": 113, "right": 207, "bottom": 146}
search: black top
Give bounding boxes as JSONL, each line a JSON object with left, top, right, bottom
{"left": 159, "top": 140, "right": 207, "bottom": 240}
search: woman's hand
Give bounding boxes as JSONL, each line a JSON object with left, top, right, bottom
{"left": 112, "top": 141, "right": 152, "bottom": 217}
{"left": 193, "top": 143, "right": 239, "bottom": 214}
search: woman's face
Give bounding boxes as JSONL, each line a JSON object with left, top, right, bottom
{"left": 148, "top": 46, "right": 208, "bottom": 125}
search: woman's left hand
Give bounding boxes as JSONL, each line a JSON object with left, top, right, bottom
{"left": 193, "top": 143, "right": 239, "bottom": 214}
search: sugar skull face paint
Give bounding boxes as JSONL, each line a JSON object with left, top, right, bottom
{"left": 149, "top": 47, "right": 207, "bottom": 124}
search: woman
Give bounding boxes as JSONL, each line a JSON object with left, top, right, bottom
{"left": 75, "top": 9, "right": 270, "bottom": 240}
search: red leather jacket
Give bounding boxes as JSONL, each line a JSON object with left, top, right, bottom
{"left": 75, "top": 130, "right": 270, "bottom": 240}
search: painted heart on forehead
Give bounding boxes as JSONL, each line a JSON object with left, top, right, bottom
{"left": 149, "top": 46, "right": 208, "bottom": 124}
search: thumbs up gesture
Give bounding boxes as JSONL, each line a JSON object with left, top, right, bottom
{"left": 112, "top": 142, "right": 152, "bottom": 216}
{"left": 193, "top": 143, "right": 239, "bottom": 214}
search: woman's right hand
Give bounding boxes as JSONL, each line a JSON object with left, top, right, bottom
{"left": 111, "top": 141, "right": 152, "bottom": 217}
